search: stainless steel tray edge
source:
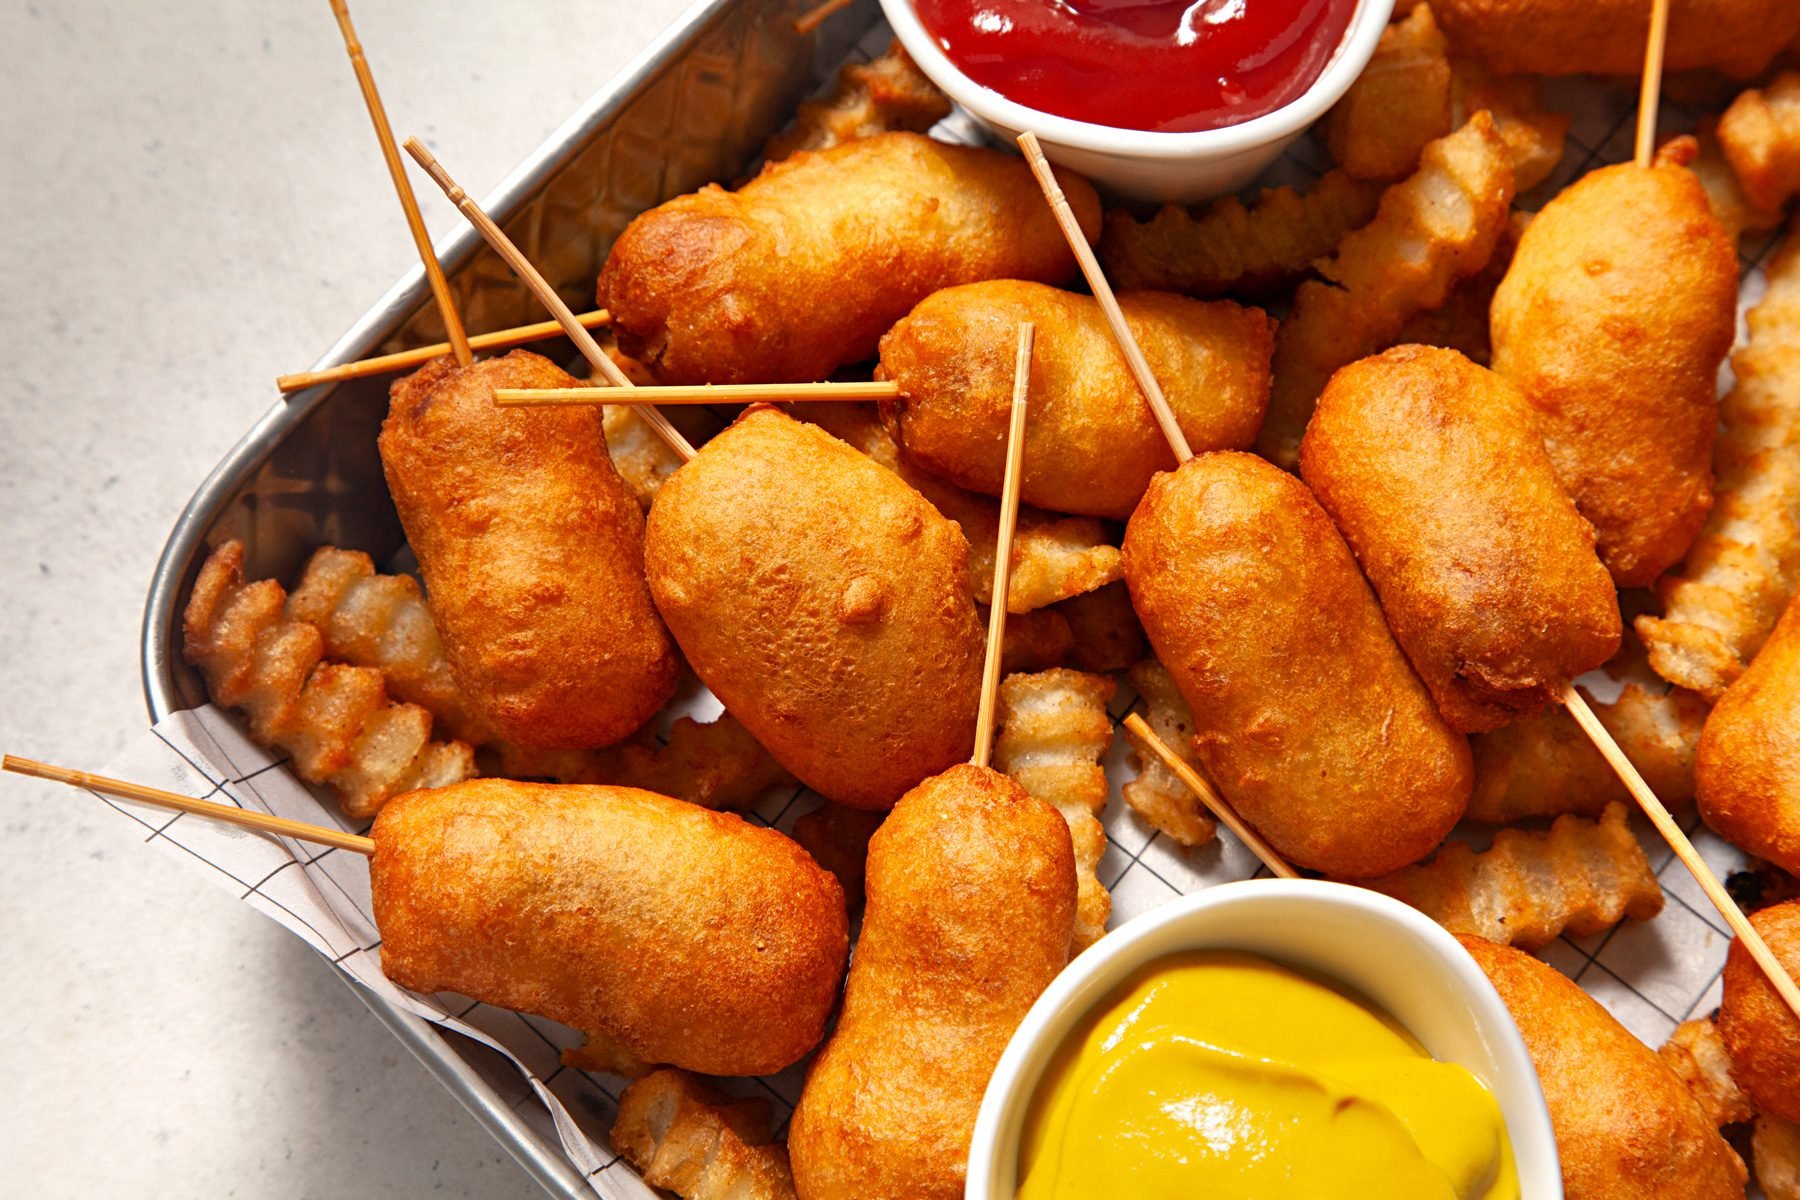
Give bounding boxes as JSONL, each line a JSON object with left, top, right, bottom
{"left": 137, "top": 1, "right": 880, "bottom": 1194}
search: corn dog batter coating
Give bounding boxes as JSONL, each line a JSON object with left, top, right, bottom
{"left": 598, "top": 132, "right": 1099, "bottom": 385}
{"left": 879, "top": 281, "right": 1273, "bottom": 520}
{"left": 1697, "top": 592, "right": 1800, "bottom": 878}
{"left": 1491, "top": 151, "right": 1739, "bottom": 588}
{"left": 1460, "top": 937, "right": 1749, "bottom": 1199}
{"left": 644, "top": 407, "right": 983, "bottom": 809}
{"left": 371, "top": 780, "right": 848, "bottom": 1078}
{"left": 1431, "top": 0, "right": 1800, "bottom": 79}
{"left": 1719, "top": 900, "right": 1800, "bottom": 1124}
{"left": 1301, "top": 346, "right": 1620, "bottom": 733}
{"left": 1122, "top": 452, "right": 1471, "bottom": 878}
{"left": 379, "top": 352, "right": 677, "bottom": 750}
{"left": 788, "top": 764, "right": 1076, "bottom": 1200}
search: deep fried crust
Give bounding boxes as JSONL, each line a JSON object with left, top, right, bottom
{"left": 1301, "top": 346, "right": 1620, "bottom": 733}
{"left": 644, "top": 407, "right": 983, "bottom": 809}
{"left": 378, "top": 352, "right": 677, "bottom": 749}
{"left": 1491, "top": 157, "right": 1739, "bottom": 587}
{"left": 371, "top": 780, "right": 848, "bottom": 1078}
{"left": 1460, "top": 937, "right": 1749, "bottom": 1199}
{"left": 1431, "top": 0, "right": 1800, "bottom": 78}
{"left": 879, "top": 281, "right": 1273, "bottom": 520}
{"left": 788, "top": 764, "right": 1075, "bottom": 1200}
{"left": 1719, "top": 902, "right": 1800, "bottom": 1124}
{"left": 1698, "top": 593, "right": 1800, "bottom": 876}
{"left": 597, "top": 132, "right": 1099, "bottom": 385}
{"left": 1122, "top": 452, "right": 1471, "bottom": 878}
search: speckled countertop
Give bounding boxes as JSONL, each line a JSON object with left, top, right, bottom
{"left": 0, "top": 2, "right": 694, "bottom": 1194}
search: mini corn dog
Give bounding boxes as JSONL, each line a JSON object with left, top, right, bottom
{"left": 1697, "top": 590, "right": 1800, "bottom": 877}
{"left": 1431, "top": 0, "right": 1800, "bottom": 78}
{"left": 1719, "top": 900, "right": 1800, "bottom": 1124}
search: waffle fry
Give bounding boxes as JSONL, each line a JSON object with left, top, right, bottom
{"left": 790, "top": 802, "right": 884, "bottom": 909}
{"left": 611, "top": 1069, "right": 796, "bottom": 1200}
{"left": 993, "top": 669, "right": 1117, "bottom": 952}
{"left": 1325, "top": 4, "right": 1454, "bottom": 181}
{"left": 285, "top": 546, "right": 490, "bottom": 743}
{"left": 1362, "top": 803, "right": 1664, "bottom": 950}
{"left": 1098, "top": 169, "right": 1382, "bottom": 299}
{"left": 1258, "top": 112, "right": 1517, "bottom": 467}
{"left": 1122, "top": 659, "right": 1218, "bottom": 850}
{"left": 1661, "top": 1017, "right": 1756, "bottom": 1128}
{"left": 1757, "top": 1116, "right": 1800, "bottom": 1200}
{"left": 763, "top": 41, "right": 950, "bottom": 163}
{"left": 183, "top": 541, "right": 476, "bottom": 818}
{"left": 490, "top": 711, "right": 793, "bottom": 811}
{"left": 1057, "top": 581, "right": 1147, "bottom": 674}
{"left": 1718, "top": 72, "right": 1800, "bottom": 216}
{"left": 1639, "top": 237, "right": 1800, "bottom": 702}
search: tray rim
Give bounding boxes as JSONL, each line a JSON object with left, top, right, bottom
{"left": 137, "top": 0, "right": 755, "bottom": 1194}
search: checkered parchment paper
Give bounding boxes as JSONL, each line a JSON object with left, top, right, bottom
{"left": 102, "top": 21, "right": 1791, "bottom": 1197}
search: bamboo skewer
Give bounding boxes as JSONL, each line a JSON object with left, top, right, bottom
{"left": 493, "top": 380, "right": 899, "bottom": 407}
{"left": 4, "top": 755, "right": 375, "bottom": 856}
{"left": 401, "top": 138, "right": 697, "bottom": 462}
{"left": 276, "top": 311, "right": 612, "bottom": 393}
{"left": 328, "top": 0, "right": 471, "bottom": 368}
{"left": 971, "top": 323, "right": 1035, "bottom": 769}
{"left": 1017, "top": 131, "right": 1194, "bottom": 463}
{"left": 1634, "top": 0, "right": 1673, "bottom": 168}
{"left": 793, "top": 0, "right": 855, "bottom": 35}
{"left": 1121, "top": 716, "right": 1299, "bottom": 880}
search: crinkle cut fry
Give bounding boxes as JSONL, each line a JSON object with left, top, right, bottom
{"left": 1325, "top": 3, "right": 1453, "bottom": 182}
{"left": 1718, "top": 72, "right": 1800, "bottom": 217}
{"left": 610, "top": 1068, "right": 797, "bottom": 1200}
{"left": 790, "top": 802, "right": 884, "bottom": 909}
{"left": 1639, "top": 234, "right": 1800, "bottom": 701}
{"left": 1661, "top": 1017, "right": 1756, "bottom": 1128}
{"left": 762, "top": 40, "right": 950, "bottom": 163}
{"left": 1450, "top": 62, "right": 1568, "bottom": 194}
{"left": 182, "top": 540, "right": 476, "bottom": 818}
{"left": 1257, "top": 111, "right": 1517, "bottom": 468}
{"left": 490, "top": 710, "right": 794, "bottom": 812}
{"left": 1360, "top": 803, "right": 1663, "bottom": 951}
{"left": 1097, "top": 168, "right": 1383, "bottom": 299}
{"left": 1122, "top": 659, "right": 1218, "bottom": 849}
{"left": 993, "top": 668, "right": 1116, "bottom": 953}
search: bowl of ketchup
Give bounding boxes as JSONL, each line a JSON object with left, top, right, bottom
{"left": 879, "top": 0, "right": 1394, "bottom": 201}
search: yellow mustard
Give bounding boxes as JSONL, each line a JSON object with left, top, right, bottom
{"left": 1017, "top": 951, "right": 1518, "bottom": 1200}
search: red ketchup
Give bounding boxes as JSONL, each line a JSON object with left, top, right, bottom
{"left": 913, "top": 0, "right": 1358, "bottom": 134}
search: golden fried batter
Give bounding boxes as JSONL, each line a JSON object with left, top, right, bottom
{"left": 644, "top": 408, "right": 983, "bottom": 809}
{"left": 379, "top": 352, "right": 677, "bottom": 749}
{"left": 371, "top": 780, "right": 848, "bottom": 1078}
{"left": 1491, "top": 148, "right": 1740, "bottom": 587}
{"left": 1719, "top": 900, "right": 1800, "bottom": 1123}
{"left": 880, "top": 281, "right": 1272, "bottom": 519}
{"left": 598, "top": 133, "right": 1099, "bottom": 385}
{"left": 1461, "top": 937, "right": 1749, "bottom": 1199}
{"left": 1697, "top": 592, "right": 1800, "bottom": 877}
{"left": 1301, "top": 346, "right": 1620, "bottom": 732}
{"left": 1431, "top": 0, "right": 1800, "bottom": 78}
{"left": 788, "top": 764, "right": 1075, "bottom": 1200}
{"left": 1122, "top": 452, "right": 1471, "bottom": 878}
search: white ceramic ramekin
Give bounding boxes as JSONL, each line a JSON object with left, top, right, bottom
{"left": 879, "top": 0, "right": 1394, "bottom": 202}
{"left": 966, "top": 879, "right": 1562, "bottom": 1199}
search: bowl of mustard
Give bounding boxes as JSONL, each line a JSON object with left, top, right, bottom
{"left": 967, "top": 879, "right": 1561, "bottom": 1199}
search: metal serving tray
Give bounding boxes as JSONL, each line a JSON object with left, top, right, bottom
{"left": 140, "top": 0, "right": 881, "bottom": 1192}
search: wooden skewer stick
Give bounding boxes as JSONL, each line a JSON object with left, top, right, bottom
{"left": 401, "top": 137, "right": 697, "bottom": 462}
{"left": 276, "top": 310, "right": 612, "bottom": 393}
{"left": 971, "top": 323, "right": 1036, "bottom": 769}
{"left": 1563, "top": 687, "right": 1800, "bottom": 1021}
{"left": 1634, "top": 0, "right": 1673, "bottom": 168}
{"left": 1122, "top": 714, "right": 1298, "bottom": 879}
{"left": 3, "top": 755, "right": 375, "bottom": 856}
{"left": 793, "top": 0, "right": 855, "bottom": 36}
{"left": 1017, "top": 131, "right": 1194, "bottom": 464}
{"left": 328, "top": 0, "right": 472, "bottom": 367}
{"left": 493, "top": 380, "right": 899, "bottom": 407}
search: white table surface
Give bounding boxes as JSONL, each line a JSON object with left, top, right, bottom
{"left": 0, "top": 2, "right": 696, "bottom": 1194}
